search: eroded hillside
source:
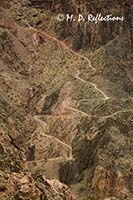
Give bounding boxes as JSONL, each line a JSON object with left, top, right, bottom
{"left": 0, "top": 0, "right": 132, "bottom": 200}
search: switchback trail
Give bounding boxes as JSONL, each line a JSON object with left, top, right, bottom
{"left": 75, "top": 70, "right": 109, "bottom": 100}
{"left": 24, "top": 108, "right": 133, "bottom": 166}
{"left": 23, "top": 26, "right": 111, "bottom": 101}
{"left": 17, "top": 24, "right": 111, "bottom": 101}
{"left": 33, "top": 115, "right": 73, "bottom": 159}
{"left": 23, "top": 25, "right": 96, "bottom": 71}
{"left": 66, "top": 106, "right": 133, "bottom": 119}
{"left": 26, "top": 156, "right": 64, "bottom": 164}
{"left": 101, "top": 109, "right": 133, "bottom": 119}
{"left": 17, "top": 25, "right": 132, "bottom": 163}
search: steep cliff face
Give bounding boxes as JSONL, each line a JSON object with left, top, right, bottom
{"left": 29, "top": 0, "right": 132, "bottom": 49}
{"left": 29, "top": 0, "right": 74, "bottom": 12}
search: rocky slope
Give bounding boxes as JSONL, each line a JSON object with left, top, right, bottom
{"left": 0, "top": 0, "right": 132, "bottom": 200}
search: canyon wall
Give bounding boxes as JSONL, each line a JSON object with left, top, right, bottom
{"left": 29, "top": 0, "right": 132, "bottom": 49}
